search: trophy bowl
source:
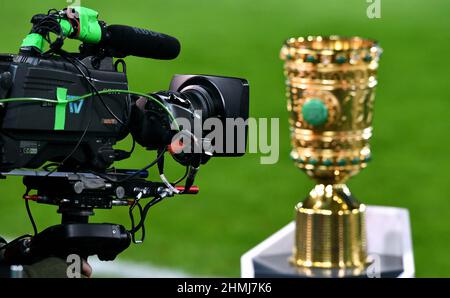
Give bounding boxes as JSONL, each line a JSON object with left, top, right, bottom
{"left": 280, "top": 36, "right": 382, "bottom": 269}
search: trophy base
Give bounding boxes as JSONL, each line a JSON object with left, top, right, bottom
{"left": 251, "top": 253, "right": 402, "bottom": 278}
{"left": 241, "top": 205, "right": 414, "bottom": 278}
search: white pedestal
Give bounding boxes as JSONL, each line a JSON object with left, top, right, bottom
{"left": 241, "top": 205, "right": 415, "bottom": 278}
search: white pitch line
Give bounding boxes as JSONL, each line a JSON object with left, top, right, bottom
{"left": 90, "top": 257, "right": 191, "bottom": 278}
{"left": 3, "top": 237, "right": 191, "bottom": 278}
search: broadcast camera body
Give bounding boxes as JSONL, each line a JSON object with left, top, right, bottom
{"left": 0, "top": 6, "right": 249, "bottom": 265}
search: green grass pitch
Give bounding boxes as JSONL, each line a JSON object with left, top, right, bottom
{"left": 0, "top": 0, "right": 449, "bottom": 277}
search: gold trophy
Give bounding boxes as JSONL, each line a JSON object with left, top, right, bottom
{"left": 280, "top": 36, "right": 382, "bottom": 271}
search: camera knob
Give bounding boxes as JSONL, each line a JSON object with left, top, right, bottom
{"left": 115, "top": 186, "right": 125, "bottom": 199}
{"left": 73, "top": 181, "right": 84, "bottom": 194}
{"left": 0, "top": 72, "right": 12, "bottom": 90}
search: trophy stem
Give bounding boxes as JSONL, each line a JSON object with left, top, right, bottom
{"left": 292, "top": 184, "right": 367, "bottom": 269}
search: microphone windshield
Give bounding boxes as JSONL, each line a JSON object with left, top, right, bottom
{"left": 105, "top": 25, "right": 181, "bottom": 60}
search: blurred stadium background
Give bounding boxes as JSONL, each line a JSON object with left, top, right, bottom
{"left": 0, "top": 0, "right": 449, "bottom": 277}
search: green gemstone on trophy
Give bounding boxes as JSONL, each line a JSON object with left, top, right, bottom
{"left": 363, "top": 54, "right": 372, "bottom": 62}
{"left": 351, "top": 157, "right": 360, "bottom": 164}
{"left": 308, "top": 158, "right": 318, "bottom": 165}
{"left": 322, "top": 159, "right": 333, "bottom": 166}
{"left": 301, "top": 99, "right": 328, "bottom": 126}
{"left": 337, "top": 159, "right": 347, "bottom": 166}
{"left": 336, "top": 55, "right": 346, "bottom": 64}
{"left": 305, "top": 55, "right": 316, "bottom": 63}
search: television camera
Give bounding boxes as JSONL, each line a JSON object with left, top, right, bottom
{"left": 0, "top": 6, "right": 249, "bottom": 265}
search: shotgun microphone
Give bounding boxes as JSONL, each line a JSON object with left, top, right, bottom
{"left": 103, "top": 25, "right": 181, "bottom": 60}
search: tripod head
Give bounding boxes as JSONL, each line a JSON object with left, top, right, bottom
{"left": 1, "top": 170, "right": 198, "bottom": 264}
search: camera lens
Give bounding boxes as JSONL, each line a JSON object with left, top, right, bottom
{"left": 177, "top": 81, "right": 224, "bottom": 120}
{"left": 130, "top": 75, "right": 248, "bottom": 157}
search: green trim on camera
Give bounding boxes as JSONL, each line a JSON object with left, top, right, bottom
{"left": 54, "top": 87, "right": 69, "bottom": 130}
{"left": 20, "top": 33, "right": 45, "bottom": 52}
{"left": 59, "top": 19, "right": 74, "bottom": 37}
{"left": 70, "top": 6, "right": 102, "bottom": 43}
